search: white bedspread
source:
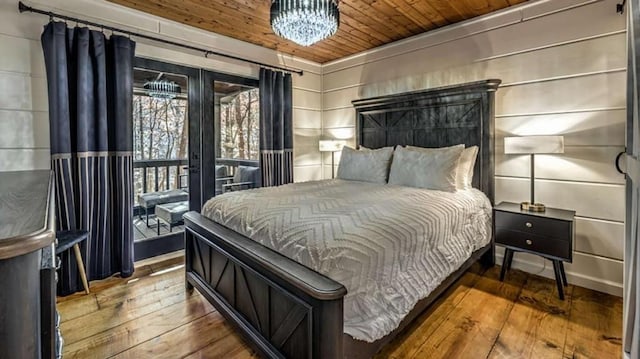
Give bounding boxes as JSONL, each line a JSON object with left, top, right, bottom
{"left": 201, "top": 179, "right": 492, "bottom": 342}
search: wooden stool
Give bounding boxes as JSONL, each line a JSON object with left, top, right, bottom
{"left": 56, "top": 230, "right": 90, "bottom": 294}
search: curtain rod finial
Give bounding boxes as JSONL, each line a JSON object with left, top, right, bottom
{"left": 18, "top": 1, "right": 30, "bottom": 13}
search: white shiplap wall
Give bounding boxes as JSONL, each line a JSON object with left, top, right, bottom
{"left": 0, "top": 0, "right": 324, "bottom": 181}
{"left": 321, "top": 0, "right": 626, "bottom": 295}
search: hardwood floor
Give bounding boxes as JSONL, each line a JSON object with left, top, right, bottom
{"left": 58, "top": 251, "right": 623, "bottom": 359}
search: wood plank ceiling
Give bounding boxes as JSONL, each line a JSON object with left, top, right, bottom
{"left": 108, "top": 0, "right": 528, "bottom": 63}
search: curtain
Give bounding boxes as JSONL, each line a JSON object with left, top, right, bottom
{"left": 41, "top": 22, "right": 136, "bottom": 295}
{"left": 259, "top": 68, "right": 293, "bottom": 186}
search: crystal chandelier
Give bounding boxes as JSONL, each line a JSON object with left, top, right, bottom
{"left": 143, "top": 80, "right": 181, "bottom": 99}
{"left": 270, "top": 0, "right": 340, "bottom": 47}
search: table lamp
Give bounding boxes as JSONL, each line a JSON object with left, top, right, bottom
{"left": 504, "top": 136, "right": 564, "bottom": 212}
{"left": 319, "top": 140, "right": 347, "bottom": 178}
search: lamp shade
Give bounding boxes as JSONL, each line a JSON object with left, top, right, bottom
{"left": 319, "top": 140, "right": 347, "bottom": 152}
{"left": 504, "top": 136, "right": 564, "bottom": 154}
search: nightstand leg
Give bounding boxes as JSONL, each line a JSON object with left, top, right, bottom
{"left": 500, "top": 249, "right": 511, "bottom": 281}
{"left": 552, "top": 260, "right": 565, "bottom": 300}
{"left": 559, "top": 261, "right": 568, "bottom": 286}
{"left": 506, "top": 250, "right": 514, "bottom": 270}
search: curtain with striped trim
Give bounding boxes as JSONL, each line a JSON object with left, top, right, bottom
{"left": 42, "top": 22, "right": 136, "bottom": 295}
{"left": 259, "top": 68, "right": 293, "bottom": 187}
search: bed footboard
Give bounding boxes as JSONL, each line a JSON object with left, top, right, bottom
{"left": 183, "top": 211, "right": 347, "bottom": 359}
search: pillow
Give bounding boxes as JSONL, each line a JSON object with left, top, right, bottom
{"left": 457, "top": 146, "right": 479, "bottom": 190}
{"left": 337, "top": 146, "right": 394, "bottom": 183}
{"left": 389, "top": 145, "right": 464, "bottom": 191}
{"left": 234, "top": 165, "right": 261, "bottom": 187}
{"left": 406, "top": 144, "right": 478, "bottom": 190}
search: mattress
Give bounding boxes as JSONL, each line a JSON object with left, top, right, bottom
{"left": 201, "top": 179, "right": 492, "bottom": 342}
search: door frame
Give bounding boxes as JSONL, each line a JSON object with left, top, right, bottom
{"left": 132, "top": 57, "right": 202, "bottom": 261}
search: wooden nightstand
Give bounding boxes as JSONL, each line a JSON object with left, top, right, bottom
{"left": 494, "top": 202, "right": 575, "bottom": 300}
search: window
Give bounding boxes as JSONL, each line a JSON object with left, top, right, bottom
{"left": 217, "top": 83, "right": 259, "bottom": 160}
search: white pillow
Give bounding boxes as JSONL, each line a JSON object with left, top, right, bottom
{"left": 389, "top": 145, "right": 464, "bottom": 191}
{"left": 457, "top": 146, "right": 479, "bottom": 190}
{"left": 337, "top": 146, "right": 394, "bottom": 184}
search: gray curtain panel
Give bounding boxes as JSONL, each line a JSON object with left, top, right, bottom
{"left": 259, "top": 68, "right": 293, "bottom": 186}
{"left": 41, "top": 22, "right": 136, "bottom": 295}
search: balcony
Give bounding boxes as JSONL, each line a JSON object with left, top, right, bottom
{"left": 132, "top": 157, "right": 259, "bottom": 241}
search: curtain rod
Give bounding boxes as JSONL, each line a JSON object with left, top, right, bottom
{"left": 17, "top": 1, "right": 304, "bottom": 76}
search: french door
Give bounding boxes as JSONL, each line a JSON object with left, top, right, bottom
{"left": 130, "top": 58, "right": 260, "bottom": 260}
{"left": 132, "top": 58, "right": 201, "bottom": 260}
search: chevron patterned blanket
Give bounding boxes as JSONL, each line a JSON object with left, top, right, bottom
{"left": 202, "top": 179, "right": 492, "bottom": 342}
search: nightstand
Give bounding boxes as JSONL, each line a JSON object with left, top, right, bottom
{"left": 494, "top": 202, "right": 575, "bottom": 300}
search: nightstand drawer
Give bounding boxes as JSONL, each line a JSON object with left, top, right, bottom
{"left": 495, "top": 228, "right": 571, "bottom": 260}
{"left": 495, "top": 211, "right": 572, "bottom": 241}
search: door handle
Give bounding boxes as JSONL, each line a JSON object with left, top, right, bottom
{"left": 616, "top": 151, "right": 626, "bottom": 175}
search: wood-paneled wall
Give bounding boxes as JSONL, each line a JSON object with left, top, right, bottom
{"left": 321, "top": 0, "right": 626, "bottom": 295}
{"left": 0, "top": 0, "right": 324, "bottom": 181}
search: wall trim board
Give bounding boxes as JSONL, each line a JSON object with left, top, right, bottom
{"left": 293, "top": 106, "right": 322, "bottom": 112}
{"left": 495, "top": 251, "right": 623, "bottom": 297}
{"left": 293, "top": 86, "right": 322, "bottom": 93}
{"left": 575, "top": 215, "right": 624, "bottom": 225}
{"left": 500, "top": 68, "right": 627, "bottom": 88}
{"left": 322, "top": 0, "right": 607, "bottom": 73}
{"left": 494, "top": 175, "right": 625, "bottom": 187}
{"left": 495, "top": 106, "right": 627, "bottom": 118}
{"left": 476, "top": 29, "right": 626, "bottom": 62}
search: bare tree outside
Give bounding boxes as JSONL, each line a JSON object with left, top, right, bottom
{"left": 220, "top": 88, "right": 260, "bottom": 160}
{"left": 132, "top": 94, "right": 188, "bottom": 202}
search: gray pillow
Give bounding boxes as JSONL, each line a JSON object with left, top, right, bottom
{"left": 388, "top": 145, "right": 463, "bottom": 191}
{"left": 337, "top": 146, "right": 394, "bottom": 183}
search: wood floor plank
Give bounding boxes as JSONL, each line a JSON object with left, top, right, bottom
{"left": 63, "top": 292, "right": 214, "bottom": 358}
{"left": 488, "top": 275, "right": 574, "bottom": 359}
{"left": 56, "top": 266, "right": 154, "bottom": 305}
{"left": 110, "top": 312, "right": 233, "bottom": 359}
{"left": 58, "top": 264, "right": 182, "bottom": 325}
{"left": 562, "top": 286, "right": 623, "bottom": 359}
{"left": 409, "top": 266, "right": 528, "bottom": 359}
{"left": 182, "top": 330, "right": 253, "bottom": 359}
{"left": 135, "top": 250, "right": 184, "bottom": 269}
{"left": 376, "top": 265, "right": 486, "bottom": 359}
{"left": 61, "top": 275, "right": 186, "bottom": 344}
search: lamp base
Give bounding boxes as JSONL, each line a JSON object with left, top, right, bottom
{"left": 520, "top": 202, "right": 546, "bottom": 212}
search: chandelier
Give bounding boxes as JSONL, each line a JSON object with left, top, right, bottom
{"left": 143, "top": 80, "right": 181, "bottom": 99}
{"left": 270, "top": 0, "right": 340, "bottom": 47}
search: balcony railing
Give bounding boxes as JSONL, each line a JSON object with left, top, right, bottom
{"left": 134, "top": 158, "right": 189, "bottom": 193}
{"left": 216, "top": 157, "right": 259, "bottom": 177}
{"left": 133, "top": 157, "right": 260, "bottom": 199}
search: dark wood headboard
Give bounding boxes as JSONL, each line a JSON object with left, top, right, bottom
{"left": 352, "top": 79, "right": 501, "bottom": 203}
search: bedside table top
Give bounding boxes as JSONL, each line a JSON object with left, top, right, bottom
{"left": 494, "top": 202, "right": 575, "bottom": 222}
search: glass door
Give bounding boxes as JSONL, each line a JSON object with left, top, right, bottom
{"left": 132, "top": 58, "right": 201, "bottom": 260}
{"left": 202, "top": 72, "right": 260, "bottom": 203}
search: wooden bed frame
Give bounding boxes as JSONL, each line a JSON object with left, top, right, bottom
{"left": 183, "top": 79, "right": 501, "bottom": 359}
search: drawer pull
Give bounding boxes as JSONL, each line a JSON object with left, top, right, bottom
{"left": 526, "top": 239, "right": 533, "bottom": 245}
{"left": 525, "top": 222, "right": 533, "bottom": 228}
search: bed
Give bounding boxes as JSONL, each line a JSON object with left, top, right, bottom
{"left": 183, "top": 79, "right": 501, "bottom": 358}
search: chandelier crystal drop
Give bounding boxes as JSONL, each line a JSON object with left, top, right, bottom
{"left": 270, "top": 0, "right": 340, "bottom": 47}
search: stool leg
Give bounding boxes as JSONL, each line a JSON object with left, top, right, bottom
{"left": 73, "top": 244, "right": 90, "bottom": 294}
